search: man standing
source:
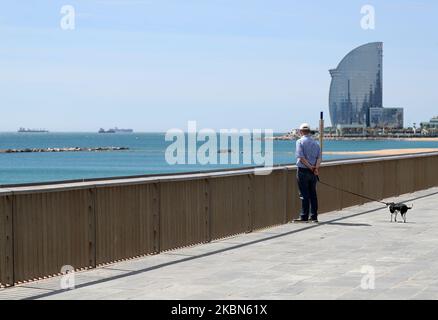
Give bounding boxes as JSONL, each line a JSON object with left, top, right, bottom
{"left": 294, "top": 123, "right": 321, "bottom": 223}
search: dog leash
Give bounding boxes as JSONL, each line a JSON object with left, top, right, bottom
{"left": 316, "top": 176, "right": 390, "bottom": 206}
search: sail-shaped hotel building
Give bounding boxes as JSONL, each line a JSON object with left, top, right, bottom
{"left": 329, "top": 42, "right": 384, "bottom": 127}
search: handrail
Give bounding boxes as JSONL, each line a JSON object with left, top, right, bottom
{"left": 2, "top": 151, "right": 438, "bottom": 195}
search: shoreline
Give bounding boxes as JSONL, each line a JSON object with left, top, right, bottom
{"left": 396, "top": 137, "right": 438, "bottom": 142}
{"left": 272, "top": 136, "right": 438, "bottom": 142}
{"left": 323, "top": 137, "right": 438, "bottom": 142}
{"left": 324, "top": 148, "right": 438, "bottom": 156}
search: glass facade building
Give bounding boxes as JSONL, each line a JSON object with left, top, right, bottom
{"left": 329, "top": 42, "right": 383, "bottom": 127}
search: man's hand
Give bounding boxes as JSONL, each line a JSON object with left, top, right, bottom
{"left": 313, "top": 167, "right": 319, "bottom": 176}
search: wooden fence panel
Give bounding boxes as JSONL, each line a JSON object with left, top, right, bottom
{"left": 95, "top": 184, "right": 157, "bottom": 265}
{"left": 413, "top": 157, "right": 427, "bottom": 191}
{"left": 398, "top": 158, "right": 417, "bottom": 195}
{"left": 318, "top": 165, "right": 342, "bottom": 213}
{"left": 340, "top": 163, "right": 365, "bottom": 209}
{"left": 425, "top": 156, "right": 438, "bottom": 188}
{"left": 0, "top": 195, "right": 13, "bottom": 286}
{"left": 362, "top": 161, "right": 384, "bottom": 202}
{"left": 286, "top": 168, "right": 300, "bottom": 222}
{"left": 382, "top": 160, "right": 400, "bottom": 199}
{"left": 252, "top": 170, "right": 287, "bottom": 230}
{"left": 209, "top": 175, "right": 252, "bottom": 240}
{"left": 12, "top": 189, "right": 93, "bottom": 283}
{"left": 159, "top": 179, "right": 209, "bottom": 251}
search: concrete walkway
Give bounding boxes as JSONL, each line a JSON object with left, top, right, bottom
{"left": 2, "top": 187, "right": 438, "bottom": 300}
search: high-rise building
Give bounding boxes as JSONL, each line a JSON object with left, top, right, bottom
{"left": 329, "top": 42, "right": 383, "bottom": 127}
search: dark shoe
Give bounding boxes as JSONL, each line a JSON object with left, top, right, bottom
{"left": 293, "top": 218, "right": 308, "bottom": 223}
{"left": 309, "top": 218, "right": 319, "bottom": 223}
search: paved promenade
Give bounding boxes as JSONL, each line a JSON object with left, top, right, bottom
{"left": 1, "top": 187, "right": 438, "bottom": 300}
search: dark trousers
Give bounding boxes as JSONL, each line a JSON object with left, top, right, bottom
{"left": 297, "top": 168, "right": 318, "bottom": 220}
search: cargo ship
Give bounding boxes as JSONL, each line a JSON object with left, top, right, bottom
{"left": 18, "top": 127, "right": 49, "bottom": 133}
{"left": 98, "top": 127, "right": 134, "bottom": 133}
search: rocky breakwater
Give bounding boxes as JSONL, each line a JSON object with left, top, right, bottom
{"left": 0, "top": 146, "right": 129, "bottom": 153}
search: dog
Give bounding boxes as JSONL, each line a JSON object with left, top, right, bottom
{"left": 387, "top": 202, "right": 413, "bottom": 223}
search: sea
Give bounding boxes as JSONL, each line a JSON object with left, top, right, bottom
{"left": 1, "top": 132, "right": 438, "bottom": 186}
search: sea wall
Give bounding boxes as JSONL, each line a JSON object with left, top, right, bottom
{"left": 0, "top": 147, "right": 129, "bottom": 153}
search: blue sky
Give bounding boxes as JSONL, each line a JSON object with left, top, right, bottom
{"left": 1, "top": 0, "right": 437, "bottom": 132}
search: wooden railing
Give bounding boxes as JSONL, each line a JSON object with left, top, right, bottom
{"left": 1, "top": 152, "right": 438, "bottom": 286}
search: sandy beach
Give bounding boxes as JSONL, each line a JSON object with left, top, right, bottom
{"left": 324, "top": 148, "right": 438, "bottom": 156}
{"left": 322, "top": 137, "right": 438, "bottom": 141}
{"left": 398, "top": 137, "right": 438, "bottom": 142}
{"left": 273, "top": 135, "right": 438, "bottom": 142}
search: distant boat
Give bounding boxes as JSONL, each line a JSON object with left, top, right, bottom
{"left": 18, "top": 127, "right": 49, "bottom": 133}
{"left": 98, "top": 127, "right": 133, "bottom": 133}
{"left": 98, "top": 128, "right": 115, "bottom": 133}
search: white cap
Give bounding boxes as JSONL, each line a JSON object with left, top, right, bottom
{"left": 299, "top": 123, "right": 310, "bottom": 130}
